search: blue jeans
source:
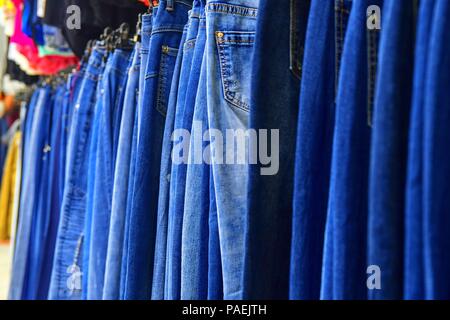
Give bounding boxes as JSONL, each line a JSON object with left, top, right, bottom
{"left": 180, "top": 9, "right": 210, "bottom": 300}
{"left": 422, "top": 0, "right": 450, "bottom": 300}
{"left": 82, "top": 52, "right": 108, "bottom": 299}
{"left": 24, "top": 85, "right": 65, "bottom": 300}
{"left": 152, "top": 20, "right": 188, "bottom": 300}
{"left": 290, "top": 0, "right": 337, "bottom": 300}
{"left": 243, "top": 0, "right": 310, "bottom": 300}
{"left": 205, "top": 0, "right": 259, "bottom": 300}
{"left": 320, "top": 0, "right": 383, "bottom": 300}
{"left": 208, "top": 165, "right": 223, "bottom": 300}
{"left": 166, "top": 0, "right": 202, "bottom": 300}
{"left": 103, "top": 44, "right": 142, "bottom": 300}
{"left": 40, "top": 85, "right": 68, "bottom": 299}
{"left": 404, "top": 0, "right": 434, "bottom": 300}
{"left": 49, "top": 47, "right": 106, "bottom": 300}
{"left": 120, "top": 14, "right": 153, "bottom": 300}
{"left": 123, "top": 0, "right": 192, "bottom": 299}
{"left": 9, "top": 87, "right": 52, "bottom": 300}
{"left": 86, "top": 49, "right": 132, "bottom": 300}
{"left": 367, "top": 0, "right": 414, "bottom": 300}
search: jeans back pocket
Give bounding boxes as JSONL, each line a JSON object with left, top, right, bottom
{"left": 215, "top": 31, "right": 256, "bottom": 113}
{"left": 157, "top": 45, "right": 179, "bottom": 116}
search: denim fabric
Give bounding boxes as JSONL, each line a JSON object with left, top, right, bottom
{"left": 59, "top": 78, "right": 75, "bottom": 202}
{"left": 9, "top": 87, "right": 52, "bottom": 300}
{"left": 208, "top": 165, "right": 223, "bottom": 300}
{"left": 66, "top": 65, "right": 87, "bottom": 144}
{"left": 243, "top": 0, "right": 310, "bottom": 300}
{"left": 290, "top": 0, "right": 336, "bottom": 300}
{"left": 152, "top": 22, "right": 188, "bottom": 300}
{"left": 24, "top": 86, "right": 64, "bottom": 300}
{"left": 205, "top": 0, "right": 258, "bottom": 300}
{"left": 423, "top": 0, "right": 450, "bottom": 300}
{"left": 39, "top": 85, "right": 67, "bottom": 299}
{"left": 404, "top": 0, "right": 435, "bottom": 300}
{"left": 367, "top": 0, "right": 414, "bottom": 300}
{"left": 166, "top": 0, "right": 202, "bottom": 300}
{"left": 20, "top": 89, "right": 41, "bottom": 169}
{"left": 123, "top": 0, "right": 191, "bottom": 299}
{"left": 120, "top": 14, "right": 153, "bottom": 300}
{"left": 86, "top": 49, "right": 132, "bottom": 300}
{"left": 180, "top": 10, "right": 210, "bottom": 300}
{"left": 321, "top": 0, "right": 383, "bottom": 300}
{"left": 103, "top": 45, "right": 141, "bottom": 300}
{"left": 82, "top": 52, "right": 108, "bottom": 299}
{"left": 49, "top": 47, "right": 106, "bottom": 300}
{"left": 119, "top": 7, "right": 156, "bottom": 301}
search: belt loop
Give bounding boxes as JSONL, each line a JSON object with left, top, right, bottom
{"left": 167, "top": 0, "right": 174, "bottom": 12}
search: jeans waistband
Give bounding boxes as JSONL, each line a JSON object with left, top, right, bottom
{"left": 205, "top": 1, "right": 258, "bottom": 17}
{"left": 107, "top": 49, "right": 133, "bottom": 77}
{"left": 85, "top": 47, "right": 106, "bottom": 80}
{"left": 157, "top": 0, "right": 193, "bottom": 10}
{"left": 142, "top": 14, "right": 153, "bottom": 35}
{"left": 129, "top": 45, "right": 142, "bottom": 73}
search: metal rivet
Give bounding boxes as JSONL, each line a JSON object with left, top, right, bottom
{"left": 216, "top": 32, "right": 224, "bottom": 38}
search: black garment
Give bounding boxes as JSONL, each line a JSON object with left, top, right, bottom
{"left": 6, "top": 60, "right": 39, "bottom": 85}
{"left": 43, "top": 0, "right": 146, "bottom": 57}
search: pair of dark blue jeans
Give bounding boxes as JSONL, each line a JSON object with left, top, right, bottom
{"left": 404, "top": 0, "right": 435, "bottom": 300}
{"left": 367, "top": 0, "right": 415, "bottom": 300}
{"left": 244, "top": 0, "right": 310, "bottom": 300}
{"left": 320, "top": 0, "right": 383, "bottom": 300}
{"left": 289, "top": 0, "right": 340, "bottom": 300}
{"left": 422, "top": 0, "right": 450, "bottom": 300}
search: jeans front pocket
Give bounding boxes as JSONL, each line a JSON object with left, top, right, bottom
{"left": 215, "top": 31, "right": 256, "bottom": 113}
{"left": 290, "top": 0, "right": 311, "bottom": 80}
{"left": 157, "top": 45, "right": 179, "bottom": 116}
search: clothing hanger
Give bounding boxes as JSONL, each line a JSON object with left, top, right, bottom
{"left": 134, "top": 14, "right": 143, "bottom": 43}
{"left": 115, "top": 23, "right": 134, "bottom": 50}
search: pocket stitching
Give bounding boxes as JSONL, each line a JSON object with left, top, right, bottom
{"left": 216, "top": 31, "right": 255, "bottom": 113}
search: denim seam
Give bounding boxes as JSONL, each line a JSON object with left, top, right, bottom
{"left": 367, "top": 27, "right": 379, "bottom": 127}
{"left": 205, "top": 3, "right": 258, "bottom": 18}
{"left": 152, "top": 27, "right": 185, "bottom": 35}
{"left": 156, "top": 46, "right": 178, "bottom": 116}
{"left": 335, "top": 0, "right": 350, "bottom": 95}
{"left": 157, "top": 51, "right": 169, "bottom": 117}
{"left": 290, "top": 0, "right": 302, "bottom": 80}
{"left": 145, "top": 73, "right": 159, "bottom": 80}
{"left": 216, "top": 31, "right": 255, "bottom": 112}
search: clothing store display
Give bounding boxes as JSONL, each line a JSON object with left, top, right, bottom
{"left": 2, "top": 0, "right": 450, "bottom": 301}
